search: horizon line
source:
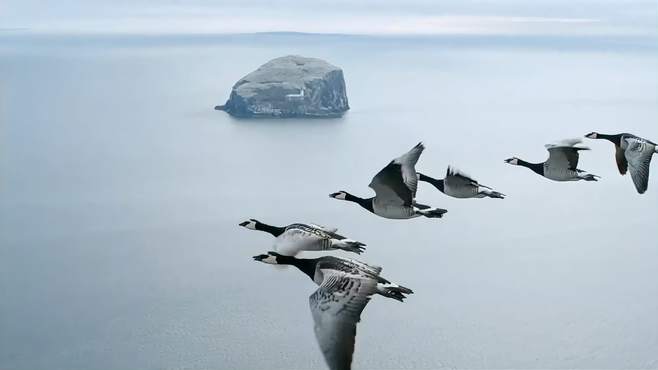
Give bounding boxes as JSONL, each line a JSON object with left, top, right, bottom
{"left": 2, "top": 29, "right": 658, "bottom": 39}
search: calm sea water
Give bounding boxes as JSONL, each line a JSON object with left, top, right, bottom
{"left": 1, "top": 33, "right": 657, "bottom": 370}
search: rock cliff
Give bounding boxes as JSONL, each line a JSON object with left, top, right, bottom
{"left": 216, "top": 55, "right": 349, "bottom": 118}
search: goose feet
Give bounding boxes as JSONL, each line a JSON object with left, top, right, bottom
{"left": 480, "top": 190, "right": 506, "bottom": 199}
{"left": 332, "top": 239, "right": 366, "bottom": 254}
{"left": 416, "top": 208, "right": 448, "bottom": 218}
{"left": 579, "top": 174, "right": 600, "bottom": 181}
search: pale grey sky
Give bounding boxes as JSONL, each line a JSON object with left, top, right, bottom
{"left": 1, "top": 0, "right": 657, "bottom": 35}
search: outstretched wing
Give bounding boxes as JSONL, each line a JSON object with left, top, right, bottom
{"left": 368, "top": 143, "right": 424, "bottom": 206}
{"left": 317, "top": 257, "right": 385, "bottom": 283}
{"left": 309, "top": 223, "right": 339, "bottom": 234}
{"left": 286, "top": 223, "right": 346, "bottom": 240}
{"left": 615, "top": 146, "right": 628, "bottom": 175}
{"left": 545, "top": 139, "right": 589, "bottom": 170}
{"left": 342, "top": 258, "right": 383, "bottom": 277}
{"left": 546, "top": 147, "right": 581, "bottom": 170}
{"left": 624, "top": 137, "right": 655, "bottom": 194}
{"left": 309, "top": 272, "right": 378, "bottom": 370}
{"left": 392, "top": 142, "right": 424, "bottom": 196}
{"left": 548, "top": 138, "right": 583, "bottom": 147}
{"left": 308, "top": 223, "right": 347, "bottom": 240}
{"left": 369, "top": 162, "right": 412, "bottom": 206}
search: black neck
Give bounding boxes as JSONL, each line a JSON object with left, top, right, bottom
{"left": 418, "top": 172, "right": 444, "bottom": 193}
{"left": 517, "top": 159, "right": 544, "bottom": 176}
{"left": 345, "top": 193, "right": 374, "bottom": 213}
{"left": 275, "top": 255, "right": 318, "bottom": 281}
{"left": 255, "top": 222, "right": 286, "bottom": 237}
{"left": 597, "top": 133, "right": 623, "bottom": 146}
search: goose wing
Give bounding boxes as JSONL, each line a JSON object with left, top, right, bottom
{"left": 546, "top": 147, "right": 581, "bottom": 170}
{"left": 393, "top": 142, "right": 424, "bottom": 196}
{"left": 369, "top": 162, "right": 412, "bottom": 206}
{"left": 444, "top": 166, "right": 483, "bottom": 189}
{"left": 368, "top": 143, "right": 424, "bottom": 206}
{"left": 318, "top": 257, "right": 384, "bottom": 280}
{"left": 287, "top": 223, "right": 345, "bottom": 240}
{"left": 309, "top": 223, "right": 339, "bottom": 234}
{"left": 545, "top": 139, "right": 589, "bottom": 170}
{"left": 275, "top": 225, "right": 330, "bottom": 256}
{"left": 624, "top": 137, "right": 655, "bottom": 194}
{"left": 308, "top": 223, "right": 346, "bottom": 240}
{"left": 309, "top": 271, "right": 378, "bottom": 370}
{"left": 615, "top": 146, "right": 628, "bottom": 175}
{"left": 341, "top": 258, "right": 383, "bottom": 278}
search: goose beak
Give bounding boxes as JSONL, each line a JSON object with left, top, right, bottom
{"left": 253, "top": 254, "right": 267, "bottom": 261}
{"left": 239, "top": 221, "right": 249, "bottom": 227}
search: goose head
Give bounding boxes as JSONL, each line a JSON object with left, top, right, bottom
{"left": 585, "top": 132, "right": 599, "bottom": 139}
{"left": 253, "top": 251, "right": 283, "bottom": 264}
{"left": 238, "top": 219, "right": 259, "bottom": 230}
{"left": 329, "top": 191, "right": 349, "bottom": 200}
{"left": 504, "top": 157, "right": 520, "bottom": 166}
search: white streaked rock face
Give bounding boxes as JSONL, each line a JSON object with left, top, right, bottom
{"left": 216, "top": 55, "right": 349, "bottom": 118}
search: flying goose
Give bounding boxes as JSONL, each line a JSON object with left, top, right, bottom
{"left": 504, "top": 138, "right": 599, "bottom": 182}
{"left": 418, "top": 166, "right": 505, "bottom": 199}
{"left": 330, "top": 142, "right": 448, "bottom": 219}
{"left": 585, "top": 132, "right": 657, "bottom": 194}
{"left": 253, "top": 251, "right": 413, "bottom": 370}
{"left": 239, "top": 219, "right": 366, "bottom": 255}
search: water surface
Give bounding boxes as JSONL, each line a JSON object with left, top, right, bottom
{"left": 1, "top": 33, "right": 657, "bottom": 370}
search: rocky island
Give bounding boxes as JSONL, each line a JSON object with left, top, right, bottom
{"left": 215, "top": 55, "right": 349, "bottom": 118}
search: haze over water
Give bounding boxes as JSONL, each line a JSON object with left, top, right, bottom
{"left": 1, "top": 32, "right": 657, "bottom": 369}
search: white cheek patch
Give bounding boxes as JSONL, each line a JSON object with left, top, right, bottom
{"left": 246, "top": 221, "right": 257, "bottom": 230}
{"left": 509, "top": 159, "right": 519, "bottom": 165}
{"left": 262, "top": 255, "right": 278, "bottom": 264}
{"left": 336, "top": 193, "right": 347, "bottom": 200}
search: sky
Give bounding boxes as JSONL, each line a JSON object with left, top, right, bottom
{"left": 1, "top": 0, "right": 657, "bottom": 36}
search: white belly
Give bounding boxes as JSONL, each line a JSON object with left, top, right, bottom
{"left": 445, "top": 184, "right": 478, "bottom": 198}
{"left": 372, "top": 201, "right": 418, "bottom": 219}
{"left": 544, "top": 165, "right": 579, "bottom": 181}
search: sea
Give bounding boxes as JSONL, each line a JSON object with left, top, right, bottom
{"left": 1, "top": 32, "right": 657, "bottom": 369}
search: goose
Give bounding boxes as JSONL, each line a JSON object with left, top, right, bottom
{"left": 330, "top": 142, "right": 448, "bottom": 219}
{"left": 253, "top": 251, "right": 413, "bottom": 370}
{"left": 239, "top": 219, "right": 366, "bottom": 255}
{"left": 504, "top": 138, "right": 599, "bottom": 182}
{"left": 418, "top": 166, "right": 506, "bottom": 199}
{"left": 585, "top": 132, "right": 657, "bottom": 194}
